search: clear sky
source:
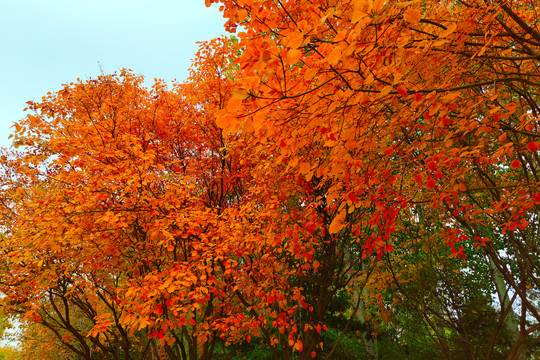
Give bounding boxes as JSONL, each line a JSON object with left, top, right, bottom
{"left": 0, "top": 0, "right": 227, "bottom": 148}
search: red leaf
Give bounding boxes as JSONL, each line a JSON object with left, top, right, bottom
{"left": 396, "top": 86, "right": 408, "bottom": 97}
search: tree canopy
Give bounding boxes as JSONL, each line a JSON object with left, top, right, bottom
{"left": 0, "top": 0, "right": 538, "bottom": 359}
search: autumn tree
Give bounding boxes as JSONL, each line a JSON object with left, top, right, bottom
{"left": 0, "top": 37, "right": 299, "bottom": 360}
{"left": 0, "top": 71, "right": 182, "bottom": 359}
{"left": 206, "top": 0, "right": 539, "bottom": 358}
{"left": 1, "top": 0, "right": 539, "bottom": 358}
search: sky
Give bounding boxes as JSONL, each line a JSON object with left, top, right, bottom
{"left": 0, "top": 0, "right": 227, "bottom": 148}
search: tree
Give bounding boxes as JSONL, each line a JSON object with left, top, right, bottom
{"left": 207, "top": 0, "right": 539, "bottom": 358}
{"left": 1, "top": 0, "right": 538, "bottom": 358}
{"left": 367, "top": 207, "right": 527, "bottom": 359}
{"left": 0, "top": 38, "right": 291, "bottom": 360}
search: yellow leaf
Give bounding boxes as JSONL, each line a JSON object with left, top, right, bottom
{"left": 244, "top": 76, "right": 260, "bottom": 89}
{"left": 304, "top": 67, "right": 318, "bottom": 81}
{"left": 253, "top": 107, "right": 270, "bottom": 130}
{"left": 163, "top": 277, "right": 173, "bottom": 290}
{"left": 243, "top": 118, "right": 253, "bottom": 132}
{"left": 232, "top": 87, "right": 249, "bottom": 100}
{"left": 489, "top": 106, "right": 501, "bottom": 114}
{"left": 364, "top": 73, "right": 374, "bottom": 85}
{"left": 215, "top": 113, "right": 231, "bottom": 131}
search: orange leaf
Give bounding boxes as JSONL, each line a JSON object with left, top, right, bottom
{"left": 440, "top": 23, "right": 457, "bottom": 38}
{"left": 403, "top": 8, "right": 421, "bottom": 24}
{"left": 287, "top": 48, "right": 303, "bottom": 64}
{"left": 237, "top": 9, "right": 248, "bottom": 22}
{"left": 226, "top": 97, "right": 243, "bottom": 112}
{"left": 284, "top": 31, "right": 305, "bottom": 49}
{"left": 327, "top": 48, "right": 342, "bottom": 66}
{"left": 329, "top": 207, "right": 346, "bottom": 234}
{"left": 505, "top": 102, "right": 517, "bottom": 114}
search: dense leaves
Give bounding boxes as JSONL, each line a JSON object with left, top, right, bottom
{"left": 0, "top": 0, "right": 539, "bottom": 359}
{"left": 209, "top": 0, "right": 539, "bottom": 357}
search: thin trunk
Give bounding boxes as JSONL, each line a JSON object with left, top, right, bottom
{"left": 488, "top": 256, "right": 519, "bottom": 343}
{"left": 354, "top": 275, "right": 378, "bottom": 360}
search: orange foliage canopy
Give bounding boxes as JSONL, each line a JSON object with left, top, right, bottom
{"left": 207, "top": 0, "right": 539, "bottom": 357}
{"left": 212, "top": 0, "right": 538, "bottom": 243}
{"left": 210, "top": 1, "right": 539, "bottom": 258}
{"left": 0, "top": 0, "right": 539, "bottom": 358}
{"left": 0, "top": 39, "right": 312, "bottom": 358}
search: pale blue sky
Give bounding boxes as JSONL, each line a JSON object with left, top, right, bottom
{"left": 0, "top": 0, "right": 227, "bottom": 147}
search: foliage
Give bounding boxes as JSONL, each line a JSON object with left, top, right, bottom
{"left": 208, "top": 0, "right": 539, "bottom": 357}
{"left": 0, "top": 0, "right": 539, "bottom": 359}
